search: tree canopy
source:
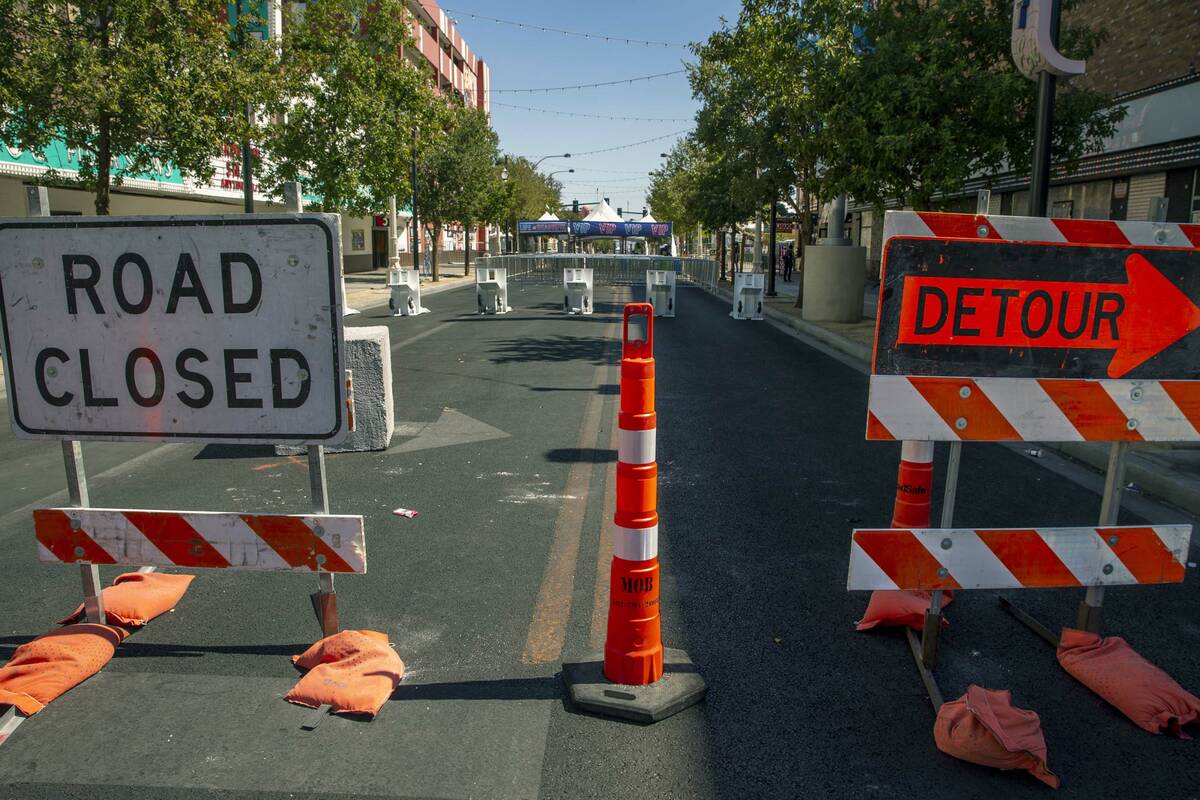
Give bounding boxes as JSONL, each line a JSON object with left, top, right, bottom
{"left": 414, "top": 105, "right": 502, "bottom": 278}
{"left": 0, "top": 0, "right": 275, "bottom": 214}
{"left": 260, "top": 0, "right": 442, "bottom": 215}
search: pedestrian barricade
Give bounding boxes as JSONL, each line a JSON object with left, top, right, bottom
{"left": 563, "top": 267, "right": 593, "bottom": 315}
{"left": 477, "top": 266, "right": 511, "bottom": 314}
{"left": 646, "top": 270, "right": 676, "bottom": 317}
{"left": 850, "top": 210, "right": 1200, "bottom": 775}
{"left": 563, "top": 303, "right": 706, "bottom": 723}
{"left": 731, "top": 272, "right": 764, "bottom": 320}
{"left": 389, "top": 267, "right": 427, "bottom": 316}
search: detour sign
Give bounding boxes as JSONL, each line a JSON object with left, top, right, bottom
{"left": 867, "top": 211, "right": 1200, "bottom": 443}
{"left": 877, "top": 234, "right": 1200, "bottom": 381}
{"left": 0, "top": 215, "right": 348, "bottom": 444}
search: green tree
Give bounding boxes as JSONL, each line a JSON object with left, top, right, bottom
{"left": 496, "top": 156, "right": 561, "bottom": 253}
{"left": 812, "top": 0, "right": 1123, "bottom": 210}
{"left": 414, "top": 106, "right": 502, "bottom": 280}
{"left": 0, "top": 0, "right": 275, "bottom": 214}
{"left": 259, "top": 0, "right": 441, "bottom": 214}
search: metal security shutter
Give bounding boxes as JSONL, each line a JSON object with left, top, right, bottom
{"left": 1127, "top": 172, "right": 1166, "bottom": 220}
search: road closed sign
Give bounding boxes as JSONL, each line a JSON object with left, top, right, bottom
{"left": 868, "top": 211, "right": 1200, "bottom": 442}
{"left": 0, "top": 215, "right": 348, "bottom": 444}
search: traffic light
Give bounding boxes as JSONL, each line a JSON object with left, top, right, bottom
{"left": 617, "top": 207, "right": 623, "bottom": 218}
{"left": 572, "top": 199, "right": 579, "bottom": 214}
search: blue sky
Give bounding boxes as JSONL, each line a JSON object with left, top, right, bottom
{"left": 442, "top": 1, "right": 741, "bottom": 216}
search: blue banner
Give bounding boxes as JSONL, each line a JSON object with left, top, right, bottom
{"left": 518, "top": 220, "right": 673, "bottom": 237}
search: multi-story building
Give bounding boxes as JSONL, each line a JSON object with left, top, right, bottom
{"left": 376, "top": 0, "right": 492, "bottom": 271}
{"left": 847, "top": 1, "right": 1200, "bottom": 275}
{"left": 0, "top": 0, "right": 492, "bottom": 273}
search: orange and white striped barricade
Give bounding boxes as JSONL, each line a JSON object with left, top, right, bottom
{"left": 731, "top": 272, "right": 764, "bottom": 320}
{"left": 645, "top": 270, "right": 676, "bottom": 317}
{"left": 476, "top": 266, "right": 511, "bottom": 314}
{"left": 34, "top": 508, "right": 366, "bottom": 574}
{"left": 857, "top": 209, "right": 1200, "bottom": 701}
{"left": 563, "top": 303, "right": 706, "bottom": 723}
{"left": 563, "top": 267, "right": 593, "bottom": 315}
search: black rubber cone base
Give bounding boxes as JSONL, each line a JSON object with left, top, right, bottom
{"left": 562, "top": 647, "right": 706, "bottom": 724}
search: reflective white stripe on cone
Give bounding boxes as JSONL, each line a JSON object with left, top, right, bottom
{"left": 614, "top": 524, "right": 659, "bottom": 562}
{"left": 618, "top": 428, "right": 656, "bottom": 466}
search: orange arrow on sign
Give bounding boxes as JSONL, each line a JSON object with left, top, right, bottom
{"left": 898, "top": 253, "right": 1200, "bottom": 378}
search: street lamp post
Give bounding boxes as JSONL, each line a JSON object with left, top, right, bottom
{"left": 500, "top": 158, "right": 510, "bottom": 254}
{"left": 533, "top": 153, "right": 571, "bottom": 169}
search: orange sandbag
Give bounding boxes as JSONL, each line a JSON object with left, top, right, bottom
{"left": 0, "top": 624, "right": 127, "bottom": 716}
{"left": 855, "top": 590, "right": 953, "bottom": 632}
{"left": 59, "top": 572, "right": 195, "bottom": 627}
{"left": 286, "top": 629, "right": 405, "bottom": 718}
{"left": 1057, "top": 627, "right": 1200, "bottom": 737}
{"left": 934, "top": 685, "right": 1059, "bottom": 789}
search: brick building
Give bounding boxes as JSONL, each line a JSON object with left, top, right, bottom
{"left": 849, "top": 1, "right": 1200, "bottom": 274}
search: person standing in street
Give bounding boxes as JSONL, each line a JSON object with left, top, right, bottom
{"left": 782, "top": 246, "right": 795, "bottom": 282}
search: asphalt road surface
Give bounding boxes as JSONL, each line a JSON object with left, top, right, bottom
{"left": 1, "top": 281, "right": 1198, "bottom": 799}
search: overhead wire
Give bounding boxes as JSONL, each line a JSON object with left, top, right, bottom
{"left": 492, "top": 102, "right": 690, "bottom": 123}
{"left": 442, "top": 8, "right": 690, "bottom": 49}
{"left": 490, "top": 70, "right": 688, "bottom": 94}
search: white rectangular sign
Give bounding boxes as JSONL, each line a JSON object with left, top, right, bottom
{"left": 0, "top": 215, "right": 348, "bottom": 443}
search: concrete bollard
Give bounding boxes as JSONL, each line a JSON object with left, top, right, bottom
{"left": 802, "top": 245, "right": 866, "bottom": 323}
{"left": 277, "top": 326, "right": 393, "bottom": 454}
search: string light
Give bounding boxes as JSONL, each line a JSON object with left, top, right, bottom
{"left": 443, "top": 8, "right": 689, "bottom": 49}
{"left": 490, "top": 70, "right": 687, "bottom": 94}
{"left": 493, "top": 102, "right": 689, "bottom": 123}
{"left": 571, "top": 130, "right": 689, "bottom": 157}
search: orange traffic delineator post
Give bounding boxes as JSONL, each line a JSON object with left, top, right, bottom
{"left": 891, "top": 441, "right": 934, "bottom": 528}
{"left": 563, "top": 303, "right": 706, "bottom": 724}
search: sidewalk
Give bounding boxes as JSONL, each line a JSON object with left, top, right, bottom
{"left": 343, "top": 261, "right": 475, "bottom": 311}
{"left": 706, "top": 271, "right": 1200, "bottom": 518}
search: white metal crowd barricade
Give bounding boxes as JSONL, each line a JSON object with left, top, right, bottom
{"left": 388, "top": 268, "right": 427, "bottom": 316}
{"left": 731, "top": 272, "right": 764, "bottom": 320}
{"left": 476, "top": 266, "right": 511, "bottom": 314}
{"left": 563, "top": 267, "right": 594, "bottom": 315}
{"left": 645, "top": 270, "right": 676, "bottom": 317}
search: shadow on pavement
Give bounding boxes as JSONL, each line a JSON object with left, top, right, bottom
{"left": 489, "top": 335, "right": 612, "bottom": 365}
{"left": 389, "top": 675, "right": 560, "bottom": 702}
{"left": 194, "top": 444, "right": 278, "bottom": 460}
{"left": 544, "top": 448, "right": 617, "bottom": 464}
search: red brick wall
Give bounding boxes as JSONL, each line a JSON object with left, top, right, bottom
{"left": 1065, "top": 0, "right": 1200, "bottom": 96}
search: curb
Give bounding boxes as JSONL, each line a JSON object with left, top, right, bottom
{"left": 694, "top": 279, "right": 1200, "bottom": 519}
{"left": 707, "top": 283, "right": 873, "bottom": 366}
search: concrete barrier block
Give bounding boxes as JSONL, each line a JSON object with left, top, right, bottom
{"left": 277, "top": 326, "right": 393, "bottom": 454}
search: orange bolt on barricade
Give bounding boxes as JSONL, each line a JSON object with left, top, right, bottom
{"left": 891, "top": 440, "right": 934, "bottom": 528}
{"left": 563, "top": 303, "right": 706, "bottom": 723}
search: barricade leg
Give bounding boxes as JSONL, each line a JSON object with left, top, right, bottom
{"left": 563, "top": 303, "right": 706, "bottom": 723}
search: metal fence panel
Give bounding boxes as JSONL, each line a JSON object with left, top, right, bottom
{"left": 476, "top": 254, "right": 718, "bottom": 291}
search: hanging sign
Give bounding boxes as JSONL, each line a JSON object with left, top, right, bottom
{"left": 0, "top": 215, "right": 348, "bottom": 444}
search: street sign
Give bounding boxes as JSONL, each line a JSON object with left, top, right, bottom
{"left": 1011, "top": 0, "right": 1085, "bottom": 80}
{"left": 868, "top": 211, "right": 1200, "bottom": 441}
{"left": 0, "top": 215, "right": 348, "bottom": 443}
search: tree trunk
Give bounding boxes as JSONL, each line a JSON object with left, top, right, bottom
{"left": 464, "top": 223, "right": 472, "bottom": 276}
{"left": 95, "top": 114, "right": 112, "bottom": 215}
{"left": 431, "top": 221, "right": 441, "bottom": 281}
{"left": 95, "top": 10, "right": 112, "bottom": 216}
{"left": 794, "top": 184, "right": 812, "bottom": 309}
{"left": 718, "top": 228, "right": 727, "bottom": 282}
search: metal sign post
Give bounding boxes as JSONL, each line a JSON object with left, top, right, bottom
{"left": 24, "top": 185, "right": 106, "bottom": 625}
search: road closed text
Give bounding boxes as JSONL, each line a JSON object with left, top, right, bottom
{"left": 0, "top": 216, "right": 346, "bottom": 442}
{"left": 35, "top": 252, "right": 311, "bottom": 411}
